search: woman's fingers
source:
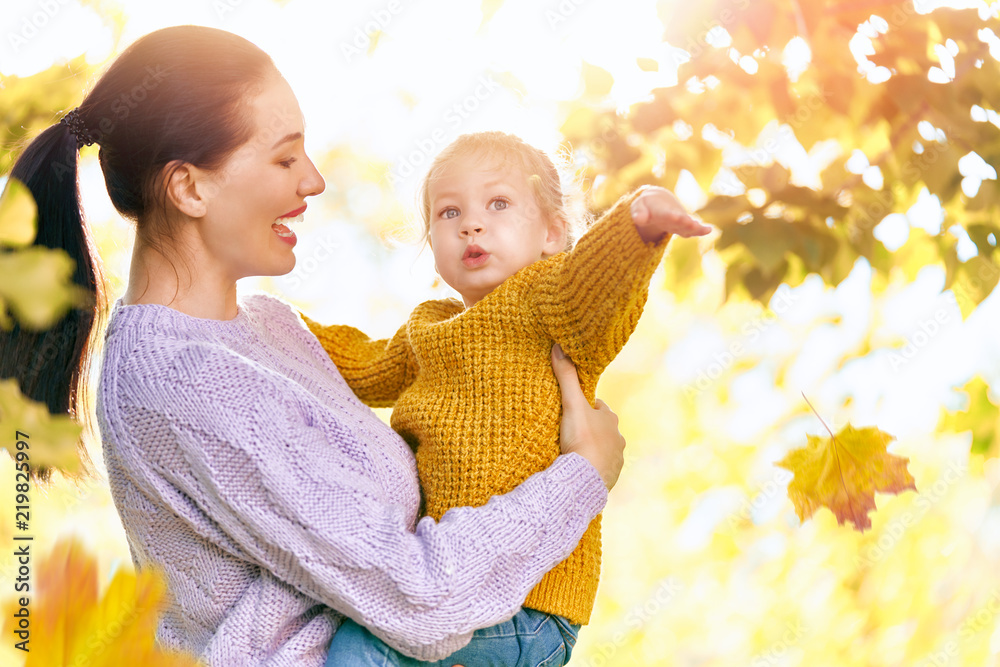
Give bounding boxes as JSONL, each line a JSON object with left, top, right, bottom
{"left": 593, "top": 399, "right": 618, "bottom": 423}
{"left": 552, "top": 345, "right": 627, "bottom": 491}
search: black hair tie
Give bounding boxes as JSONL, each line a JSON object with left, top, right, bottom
{"left": 60, "top": 108, "right": 97, "bottom": 149}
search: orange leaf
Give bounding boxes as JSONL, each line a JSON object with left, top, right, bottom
{"left": 2, "top": 535, "right": 201, "bottom": 667}
{"left": 775, "top": 423, "right": 917, "bottom": 533}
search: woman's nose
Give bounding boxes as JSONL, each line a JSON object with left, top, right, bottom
{"left": 300, "top": 156, "right": 326, "bottom": 197}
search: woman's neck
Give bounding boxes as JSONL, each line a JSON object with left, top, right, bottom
{"left": 123, "top": 240, "right": 239, "bottom": 320}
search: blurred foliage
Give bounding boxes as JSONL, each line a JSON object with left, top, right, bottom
{"left": 0, "top": 56, "right": 91, "bottom": 175}
{"left": 0, "top": 379, "right": 82, "bottom": 473}
{"left": 0, "top": 178, "right": 37, "bottom": 247}
{"left": 1, "top": 536, "right": 200, "bottom": 666}
{"left": 561, "top": 0, "right": 1000, "bottom": 309}
{"left": 942, "top": 375, "right": 1000, "bottom": 457}
{"left": 0, "top": 177, "right": 92, "bottom": 477}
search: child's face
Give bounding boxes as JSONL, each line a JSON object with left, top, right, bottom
{"left": 427, "top": 152, "right": 565, "bottom": 308}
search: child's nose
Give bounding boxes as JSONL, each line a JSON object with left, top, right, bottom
{"left": 460, "top": 215, "right": 484, "bottom": 236}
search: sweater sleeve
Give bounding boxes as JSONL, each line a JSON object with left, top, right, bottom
{"left": 530, "top": 189, "right": 670, "bottom": 373}
{"left": 117, "top": 343, "right": 607, "bottom": 661}
{"left": 298, "top": 312, "right": 417, "bottom": 408}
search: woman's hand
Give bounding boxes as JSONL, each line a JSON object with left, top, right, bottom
{"left": 551, "top": 344, "right": 626, "bottom": 491}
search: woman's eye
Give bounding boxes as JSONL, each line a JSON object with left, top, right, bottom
{"left": 490, "top": 198, "right": 509, "bottom": 211}
{"left": 278, "top": 158, "right": 296, "bottom": 169}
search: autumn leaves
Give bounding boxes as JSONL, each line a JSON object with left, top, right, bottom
{"left": 776, "top": 396, "right": 916, "bottom": 533}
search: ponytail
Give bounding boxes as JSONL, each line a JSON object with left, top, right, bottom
{"left": 1, "top": 25, "right": 276, "bottom": 481}
{"left": 1, "top": 118, "right": 108, "bottom": 482}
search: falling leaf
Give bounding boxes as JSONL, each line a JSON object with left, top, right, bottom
{"left": 0, "top": 246, "right": 90, "bottom": 331}
{"left": 0, "top": 177, "right": 37, "bottom": 248}
{"left": 776, "top": 413, "right": 916, "bottom": 532}
{"left": 0, "top": 379, "right": 83, "bottom": 473}
{"left": 2, "top": 536, "right": 201, "bottom": 667}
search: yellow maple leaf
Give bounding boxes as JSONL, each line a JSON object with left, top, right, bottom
{"left": 2, "top": 536, "right": 202, "bottom": 667}
{"left": 775, "top": 418, "right": 917, "bottom": 533}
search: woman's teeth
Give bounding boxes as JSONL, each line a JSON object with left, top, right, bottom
{"left": 272, "top": 213, "right": 303, "bottom": 237}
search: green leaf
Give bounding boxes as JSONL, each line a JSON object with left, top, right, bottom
{"left": 0, "top": 177, "right": 38, "bottom": 248}
{"left": 0, "top": 246, "right": 90, "bottom": 330}
{"left": 950, "top": 255, "right": 1000, "bottom": 318}
{"left": 0, "top": 379, "right": 82, "bottom": 472}
{"left": 661, "top": 235, "right": 704, "bottom": 302}
{"left": 739, "top": 217, "right": 796, "bottom": 275}
{"left": 941, "top": 376, "right": 999, "bottom": 457}
{"left": 697, "top": 195, "right": 751, "bottom": 228}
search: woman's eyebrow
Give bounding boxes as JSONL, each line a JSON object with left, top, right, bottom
{"left": 271, "top": 132, "right": 302, "bottom": 149}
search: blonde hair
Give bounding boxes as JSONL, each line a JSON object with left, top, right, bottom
{"left": 418, "top": 131, "right": 589, "bottom": 250}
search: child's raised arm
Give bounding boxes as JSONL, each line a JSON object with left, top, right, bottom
{"left": 530, "top": 186, "right": 708, "bottom": 386}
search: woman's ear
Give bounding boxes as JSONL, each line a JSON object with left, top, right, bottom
{"left": 542, "top": 216, "right": 569, "bottom": 257}
{"left": 163, "top": 160, "right": 209, "bottom": 218}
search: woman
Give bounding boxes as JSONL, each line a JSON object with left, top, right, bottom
{"left": 4, "top": 26, "right": 626, "bottom": 666}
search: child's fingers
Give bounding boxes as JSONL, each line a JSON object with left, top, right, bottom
{"left": 630, "top": 198, "right": 650, "bottom": 225}
{"left": 654, "top": 208, "right": 712, "bottom": 236}
{"left": 681, "top": 218, "right": 713, "bottom": 236}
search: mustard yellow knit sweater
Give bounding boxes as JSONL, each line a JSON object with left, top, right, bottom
{"left": 301, "top": 190, "right": 668, "bottom": 625}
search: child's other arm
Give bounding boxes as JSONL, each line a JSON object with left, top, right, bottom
{"left": 531, "top": 186, "right": 710, "bottom": 372}
{"left": 298, "top": 312, "right": 417, "bottom": 408}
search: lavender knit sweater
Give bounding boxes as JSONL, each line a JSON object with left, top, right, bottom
{"left": 95, "top": 292, "right": 607, "bottom": 666}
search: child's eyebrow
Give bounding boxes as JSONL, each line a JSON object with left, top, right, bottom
{"left": 431, "top": 190, "right": 460, "bottom": 201}
{"left": 432, "top": 180, "right": 514, "bottom": 201}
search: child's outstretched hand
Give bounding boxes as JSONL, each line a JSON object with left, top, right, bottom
{"left": 630, "top": 185, "right": 712, "bottom": 243}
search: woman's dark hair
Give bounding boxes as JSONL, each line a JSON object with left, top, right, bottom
{"left": 1, "top": 25, "right": 276, "bottom": 481}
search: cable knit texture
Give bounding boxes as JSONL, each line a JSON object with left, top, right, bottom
{"left": 303, "top": 190, "right": 669, "bottom": 626}
{"left": 96, "top": 291, "right": 608, "bottom": 666}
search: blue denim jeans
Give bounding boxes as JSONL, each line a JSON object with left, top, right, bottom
{"left": 325, "top": 608, "right": 581, "bottom": 667}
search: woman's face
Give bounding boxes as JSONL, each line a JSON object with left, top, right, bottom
{"left": 198, "top": 75, "right": 325, "bottom": 281}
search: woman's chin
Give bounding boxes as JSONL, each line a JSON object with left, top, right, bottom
{"left": 255, "top": 253, "right": 297, "bottom": 279}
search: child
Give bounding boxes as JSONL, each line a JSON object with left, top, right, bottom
{"left": 304, "top": 131, "right": 710, "bottom": 666}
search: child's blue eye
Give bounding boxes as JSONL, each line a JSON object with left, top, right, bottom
{"left": 490, "top": 198, "right": 509, "bottom": 211}
{"left": 440, "top": 207, "right": 460, "bottom": 219}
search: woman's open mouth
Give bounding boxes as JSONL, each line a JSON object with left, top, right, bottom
{"left": 272, "top": 206, "right": 306, "bottom": 245}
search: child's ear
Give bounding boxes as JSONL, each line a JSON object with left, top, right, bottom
{"left": 542, "top": 216, "right": 569, "bottom": 257}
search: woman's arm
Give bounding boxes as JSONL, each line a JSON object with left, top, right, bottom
{"left": 115, "top": 342, "right": 613, "bottom": 661}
